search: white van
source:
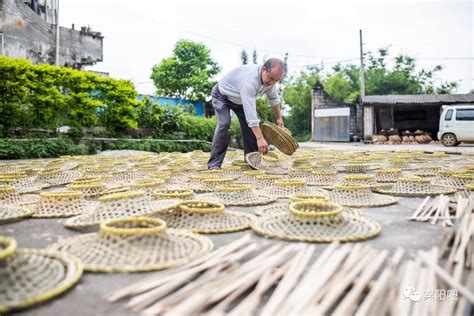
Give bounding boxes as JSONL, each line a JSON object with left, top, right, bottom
{"left": 438, "top": 105, "right": 474, "bottom": 146}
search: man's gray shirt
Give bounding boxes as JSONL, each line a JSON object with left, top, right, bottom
{"left": 217, "top": 64, "right": 281, "bottom": 127}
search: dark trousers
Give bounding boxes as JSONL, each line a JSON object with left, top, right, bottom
{"left": 208, "top": 85, "right": 258, "bottom": 169}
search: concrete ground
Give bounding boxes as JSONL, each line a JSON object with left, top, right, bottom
{"left": 299, "top": 141, "right": 474, "bottom": 153}
{"left": 2, "top": 197, "right": 450, "bottom": 315}
{"left": 0, "top": 144, "right": 470, "bottom": 315}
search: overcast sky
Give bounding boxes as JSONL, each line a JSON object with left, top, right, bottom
{"left": 60, "top": 0, "right": 473, "bottom": 95}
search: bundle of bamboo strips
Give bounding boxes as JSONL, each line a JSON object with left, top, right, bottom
{"left": 440, "top": 197, "right": 473, "bottom": 271}
{"left": 106, "top": 231, "right": 473, "bottom": 315}
{"left": 409, "top": 195, "right": 458, "bottom": 226}
{"left": 106, "top": 235, "right": 306, "bottom": 315}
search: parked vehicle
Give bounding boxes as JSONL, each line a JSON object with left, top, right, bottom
{"left": 438, "top": 105, "right": 474, "bottom": 146}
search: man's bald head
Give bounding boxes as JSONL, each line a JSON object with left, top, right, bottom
{"left": 261, "top": 58, "right": 285, "bottom": 86}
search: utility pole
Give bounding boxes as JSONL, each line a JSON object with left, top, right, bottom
{"left": 0, "top": 33, "right": 4, "bottom": 56}
{"left": 359, "top": 29, "right": 365, "bottom": 98}
{"left": 55, "top": 0, "right": 60, "bottom": 65}
{"left": 360, "top": 30, "right": 373, "bottom": 143}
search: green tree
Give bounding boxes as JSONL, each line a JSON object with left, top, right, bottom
{"left": 256, "top": 98, "right": 276, "bottom": 123}
{"left": 137, "top": 96, "right": 164, "bottom": 129}
{"left": 282, "top": 48, "right": 459, "bottom": 141}
{"left": 324, "top": 48, "right": 458, "bottom": 103}
{"left": 0, "top": 56, "right": 139, "bottom": 133}
{"left": 282, "top": 67, "right": 322, "bottom": 140}
{"left": 323, "top": 73, "right": 358, "bottom": 104}
{"left": 95, "top": 78, "right": 141, "bottom": 133}
{"left": 150, "top": 40, "right": 221, "bottom": 101}
{"left": 252, "top": 49, "right": 258, "bottom": 64}
{"left": 240, "top": 50, "right": 249, "bottom": 65}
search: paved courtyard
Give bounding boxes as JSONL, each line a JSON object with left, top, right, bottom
{"left": 1, "top": 142, "right": 472, "bottom": 315}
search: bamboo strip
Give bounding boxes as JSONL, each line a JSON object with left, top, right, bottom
{"left": 427, "top": 196, "right": 443, "bottom": 224}
{"left": 356, "top": 248, "right": 405, "bottom": 315}
{"left": 428, "top": 248, "right": 439, "bottom": 316}
{"left": 260, "top": 245, "right": 314, "bottom": 316}
{"left": 418, "top": 251, "right": 474, "bottom": 303}
{"left": 284, "top": 244, "right": 351, "bottom": 315}
{"left": 314, "top": 247, "right": 377, "bottom": 314}
{"left": 106, "top": 234, "right": 253, "bottom": 302}
{"left": 276, "top": 242, "right": 343, "bottom": 315}
{"left": 332, "top": 249, "right": 389, "bottom": 315}
{"left": 207, "top": 263, "right": 288, "bottom": 316}
{"left": 397, "top": 259, "right": 419, "bottom": 316}
{"left": 454, "top": 211, "right": 471, "bottom": 265}
{"left": 410, "top": 196, "right": 431, "bottom": 219}
{"left": 312, "top": 245, "right": 370, "bottom": 304}
{"left": 130, "top": 262, "right": 229, "bottom": 312}
{"left": 445, "top": 206, "right": 466, "bottom": 270}
{"left": 453, "top": 297, "right": 467, "bottom": 316}
{"left": 208, "top": 246, "right": 295, "bottom": 304}
{"left": 164, "top": 246, "right": 294, "bottom": 315}
{"left": 140, "top": 263, "right": 229, "bottom": 315}
{"left": 412, "top": 261, "right": 428, "bottom": 316}
{"left": 442, "top": 196, "right": 454, "bottom": 227}
{"left": 228, "top": 263, "right": 290, "bottom": 316}
{"left": 128, "top": 243, "right": 258, "bottom": 311}
{"left": 139, "top": 243, "right": 262, "bottom": 315}
{"left": 387, "top": 257, "right": 406, "bottom": 316}
{"left": 438, "top": 257, "right": 462, "bottom": 315}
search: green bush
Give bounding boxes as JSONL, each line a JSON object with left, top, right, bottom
{"left": 101, "top": 139, "right": 210, "bottom": 153}
{"left": 0, "top": 56, "right": 140, "bottom": 134}
{"left": 0, "top": 138, "right": 88, "bottom": 159}
{"left": 180, "top": 114, "right": 216, "bottom": 141}
{"left": 138, "top": 102, "right": 243, "bottom": 148}
{"left": 0, "top": 56, "right": 245, "bottom": 148}
{"left": 0, "top": 138, "right": 212, "bottom": 159}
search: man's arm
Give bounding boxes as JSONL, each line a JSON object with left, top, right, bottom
{"left": 266, "top": 85, "right": 283, "bottom": 127}
{"left": 240, "top": 81, "right": 269, "bottom": 154}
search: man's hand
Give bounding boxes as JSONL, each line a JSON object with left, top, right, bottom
{"left": 257, "top": 137, "right": 269, "bottom": 154}
{"left": 277, "top": 117, "right": 284, "bottom": 128}
{"left": 250, "top": 126, "right": 269, "bottom": 154}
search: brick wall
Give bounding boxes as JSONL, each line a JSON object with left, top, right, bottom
{"left": 312, "top": 82, "right": 363, "bottom": 138}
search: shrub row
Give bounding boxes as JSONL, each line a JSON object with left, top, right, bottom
{"left": 0, "top": 138, "right": 213, "bottom": 160}
{"left": 0, "top": 57, "right": 243, "bottom": 147}
{"left": 0, "top": 56, "right": 139, "bottom": 133}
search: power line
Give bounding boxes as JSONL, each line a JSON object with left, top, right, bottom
{"left": 123, "top": 5, "right": 474, "bottom": 65}
{"left": 416, "top": 57, "right": 474, "bottom": 60}
{"left": 291, "top": 56, "right": 474, "bottom": 70}
{"left": 123, "top": 6, "right": 358, "bottom": 60}
{"left": 183, "top": 30, "right": 347, "bottom": 59}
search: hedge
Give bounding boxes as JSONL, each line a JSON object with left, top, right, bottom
{"left": 0, "top": 56, "right": 140, "bottom": 133}
{"left": 100, "top": 139, "right": 211, "bottom": 153}
{"left": 0, "top": 56, "right": 244, "bottom": 145}
{"left": 0, "top": 138, "right": 88, "bottom": 159}
{"left": 0, "top": 138, "right": 213, "bottom": 159}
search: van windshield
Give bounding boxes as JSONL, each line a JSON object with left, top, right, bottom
{"left": 445, "top": 109, "right": 453, "bottom": 120}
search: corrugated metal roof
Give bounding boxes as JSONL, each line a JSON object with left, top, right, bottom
{"left": 362, "top": 94, "right": 474, "bottom": 105}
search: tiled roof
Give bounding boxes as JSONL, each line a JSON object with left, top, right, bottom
{"left": 362, "top": 94, "right": 474, "bottom": 105}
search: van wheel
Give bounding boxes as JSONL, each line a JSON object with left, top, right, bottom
{"left": 441, "top": 133, "right": 458, "bottom": 146}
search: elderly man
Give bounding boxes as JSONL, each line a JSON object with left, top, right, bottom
{"left": 208, "top": 58, "right": 285, "bottom": 169}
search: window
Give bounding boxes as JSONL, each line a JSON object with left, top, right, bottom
{"left": 455, "top": 109, "right": 474, "bottom": 121}
{"left": 445, "top": 109, "right": 453, "bottom": 121}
